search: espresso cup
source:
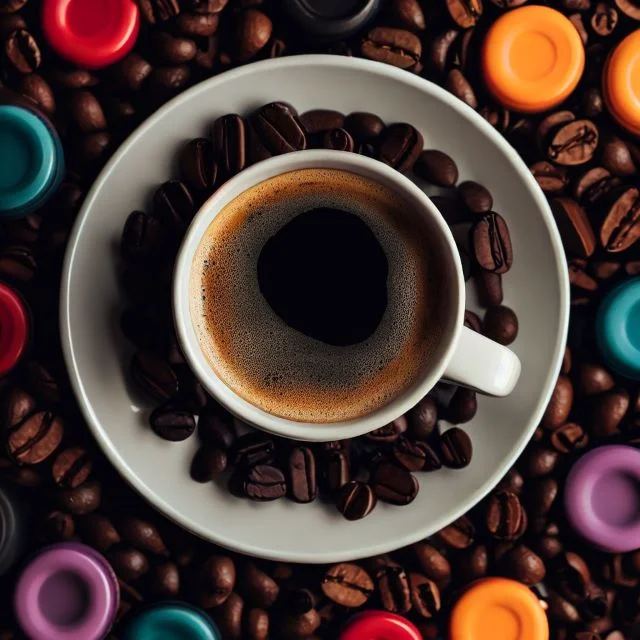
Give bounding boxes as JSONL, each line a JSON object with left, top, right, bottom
{"left": 174, "top": 150, "right": 521, "bottom": 442}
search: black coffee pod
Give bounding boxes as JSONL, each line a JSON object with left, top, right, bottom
{"left": 281, "top": 0, "right": 381, "bottom": 41}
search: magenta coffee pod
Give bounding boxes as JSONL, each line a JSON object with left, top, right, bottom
{"left": 0, "top": 483, "right": 27, "bottom": 576}
{"left": 564, "top": 445, "right": 640, "bottom": 553}
{"left": 14, "top": 542, "right": 119, "bottom": 640}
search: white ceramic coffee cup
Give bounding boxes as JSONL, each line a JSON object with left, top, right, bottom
{"left": 173, "top": 150, "right": 521, "bottom": 442}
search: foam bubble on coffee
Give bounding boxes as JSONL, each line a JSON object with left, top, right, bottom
{"left": 190, "top": 168, "right": 444, "bottom": 423}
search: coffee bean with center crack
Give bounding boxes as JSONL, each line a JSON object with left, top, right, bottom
{"left": 299, "top": 109, "right": 345, "bottom": 135}
{"left": 230, "top": 433, "right": 275, "bottom": 466}
{"left": 323, "top": 128, "right": 354, "bottom": 152}
{"left": 179, "top": 138, "right": 218, "bottom": 192}
{"left": 199, "top": 555, "right": 236, "bottom": 608}
{"left": 485, "top": 491, "right": 527, "bottom": 541}
{"left": 121, "top": 211, "right": 165, "bottom": 262}
{"left": 56, "top": 481, "right": 101, "bottom": 515}
{"left": 439, "top": 427, "right": 473, "bottom": 469}
{"left": 530, "top": 162, "right": 568, "bottom": 195}
{"left": 446, "top": 0, "right": 483, "bottom": 28}
{"left": 410, "top": 573, "right": 441, "bottom": 618}
{"left": 153, "top": 180, "right": 195, "bottom": 229}
{"left": 322, "top": 563, "right": 374, "bottom": 607}
{"left": 414, "top": 543, "right": 451, "bottom": 586}
{"left": 600, "top": 186, "right": 640, "bottom": 253}
{"left": 7, "top": 411, "right": 63, "bottom": 465}
{"left": 550, "top": 423, "right": 589, "bottom": 453}
{"left": 378, "top": 123, "right": 423, "bottom": 172}
{"left": 361, "top": 27, "right": 421, "bottom": 70}
{"left": 149, "top": 403, "right": 195, "bottom": 442}
{"left": 472, "top": 212, "right": 513, "bottom": 274}
{"left": 244, "top": 465, "right": 286, "bottom": 501}
{"left": 336, "top": 481, "right": 377, "bottom": 521}
{"left": 138, "top": 0, "right": 180, "bottom": 23}
{"left": 130, "top": 351, "right": 179, "bottom": 402}
{"left": 248, "top": 102, "right": 306, "bottom": 162}
{"left": 436, "top": 514, "right": 475, "bottom": 549}
{"left": 2, "top": 388, "right": 36, "bottom": 430}
{"left": 4, "top": 29, "right": 40, "bottom": 74}
{"left": 288, "top": 446, "right": 317, "bottom": 504}
{"left": 375, "top": 560, "right": 411, "bottom": 614}
{"left": 212, "top": 114, "right": 246, "bottom": 176}
{"left": 547, "top": 119, "right": 599, "bottom": 166}
{"left": 371, "top": 462, "right": 419, "bottom": 505}
{"left": 52, "top": 447, "right": 92, "bottom": 488}
{"left": 41, "top": 510, "right": 75, "bottom": 542}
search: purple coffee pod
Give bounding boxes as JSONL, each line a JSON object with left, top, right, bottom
{"left": 564, "top": 445, "right": 640, "bottom": 553}
{"left": 0, "top": 483, "right": 27, "bottom": 575}
{"left": 14, "top": 542, "right": 119, "bottom": 640}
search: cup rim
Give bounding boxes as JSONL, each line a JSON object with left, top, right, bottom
{"left": 173, "top": 150, "right": 464, "bottom": 441}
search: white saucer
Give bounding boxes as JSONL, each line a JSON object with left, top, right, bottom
{"left": 61, "top": 55, "right": 569, "bottom": 563}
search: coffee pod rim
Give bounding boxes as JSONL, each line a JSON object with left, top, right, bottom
{"left": 42, "top": 0, "right": 140, "bottom": 69}
{"left": 122, "top": 601, "right": 221, "bottom": 640}
{"left": 0, "top": 106, "right": 60, "bottom": 220}
{"left": 0, "top": 485, "right": 23, "bottom": 576}
{"left": 596, "top": 276, "right": 640, "bottom": 379}
{"left": 281, "top": 0, "right": 382, "bottom": 40}
{"left": 481, "top": 5, "right": 584, "bottom": 113}
{"left": 0, "top": 282, "right": 30, "bottom": 377}
{"left": 449, "top": 577, "right": 549, "bottom": 640}
{"left": 14, "top": 542, "right": 120, "bottom": 640}
{"left": 564, "top": 444, "right": 640, "bottom": 553}
{"left": 339, "top": 610, "right": 423, "bottom": 640}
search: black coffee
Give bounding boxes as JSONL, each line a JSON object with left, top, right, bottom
{"left": 191, "top": 168, "right": 444, "bottom": 423}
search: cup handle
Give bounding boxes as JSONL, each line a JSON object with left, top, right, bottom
{"left": 442, "top": 326, "right": 521, "bottom": 397}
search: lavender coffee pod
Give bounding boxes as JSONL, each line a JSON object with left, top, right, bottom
{"left": 564, "top": 445, "right": 640, "bottom": 553}
{"left": 14, "top": 542, "right": 119, "bottom": 640}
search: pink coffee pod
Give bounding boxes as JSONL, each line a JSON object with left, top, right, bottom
{"left": 14, "top": 542, "right": 119, "bottom": 640}
{"left": 564, "top": 445, "right": 640, "bottom": 553}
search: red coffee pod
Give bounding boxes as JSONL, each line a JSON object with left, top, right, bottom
{"left": 0, "top": 283, "right": 29, "bottom": 377}
{"left": 339, "top": 611, "right": 423, "bottom": 640}
{"left": 42, "top": 0, "right": 140, "bottom": 69}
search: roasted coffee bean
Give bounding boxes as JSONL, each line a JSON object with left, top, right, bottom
{"left": 248, "top": 102, "right": 306, "bottom": 160}
{"left": 130, "top": 351, "right": 179, "bottom": 402}
{"left": 366, "top": 415, "right": 407, "bottom": 443}
{"left": 547, "top": 590, "right": 581, "bottom": 624}
{"left": 7, "top": 411, "right": 63, "bottom": 465}
{"left": 322, "top": 128, "right": 354, "bottom": 152}
{"left": 121, "top": 211, "right": 164, "bottom": 262}
{"left": 521, "top": 445, "right": 559, "bottom": 478}
{"left": 475, "top": 270, "right": 503, "bottom": 307}
{"left": 550, "top": 423, "right": 589, "bottom": 453}
{"left": 542, "top": 376, "right": 574, "bottom": 430}
{"left": 212, "top": 114, "right": 246, "bottom": 176}
{"left": 500, "top": 544, "right": 546, "bottom": 585}
{"left": 344, "top": 112, "right": 385, "bottom": 142}
{"left": 326, "top": 449, "right": 350, "bottom": 492}
{"left": 120, "top": 517, "right": 168, "bottom": 556}
{"left": 562, "top": 348, "right": 572, "bottom": 375}
{"left": 600, "top": 187, "right": 640, "bottom": 253}
{"left": 497, "top": 467, "right": 525, "bottom": 495}
{"left": 390, "top": 0, "right": 426, "bottom": 31}
{"left": 589, "top": 389, "right": 629, "bottom": 437}
{"left": 198, "top": 410, "right": 236, "bottom": 450}
{"left": 407, "top": 395, "right": 438, "bottom": 440}
{"left": 375, "top": 561, "right": 411, "bottom": 614}
{"left": 300, "top": 109, "right": 344, "bottom": 134}
{"left": 336, "top": 481, "right": 377, "bottom": 521}
{"left": 547, "top": 119, "right": 598, "bottom": 166}
{"left": 80, "top": 514, "right": 121, "bottom": 552}
{"left": 2, "top": 388, "right": 36, "bottom": 430}
{"left": 0, "top": 459, "right": 42, "bottom": 487}
{"left": 414, "top": 543, "right": 451, "bottom": 586}
{"left": 378, "top": 123, "right": 423, "bottom": 172}
{"left": 147, "top": 65, "right": 191, "bottom": 95}
{"left": 436, "top": 515, "right": 475, "bottom": 549}
{"left": 212, "top": 592, "right": 244, "bottom": 639}
{"left": 458, "top": 181, "right": 493, "bottom": 214}
{"left": 371, "top": 462, "right": 419, "bottom": 505}
{"left": 446, "top": 0, "right": 482, "bottom": 27}
{"left": 234, "top": 9, "right": 271, "bottom": 61}
{"left": 0, "top": 0, "right": 27, "bottom": 12}
{"left": 277, "top": 609, "right": 321, "bottom": 638}
{"left": 486, "top": 491, "right": 526, "bottom": 541}
{"left": 322, "top": 564, "right": 374, "bottom": 607}
{"left": 153, "top": 180, "right": 195, "bottom": 228}
{"left": 464, "top": 309, "right": 482, "bottom": 332}
{"left": 446, "top": 388, "right": 477, "bottom": 424}
{"left": 56, "top": 481, "right": 101, "bottom": 515}
{"left": 68, "top": 91, "right": 107, "bottom": 133}
{"left": 4, "top": 29, "right": 40, "bottom": 74}
{"left": 600, "top": 134, "right": 636, "bottom": 177}
{"left": 191, "top": 446, "right": 227, "bottom": 482}
{"left": 409, "top": 573, "right": 441, "bottom": 618}
{"left": 75, "top": 131, "right": 112, "bottom": 164}
{"left": 244, "top": 465, "right": 286, "bottom": 501}
{"left": 532, "top": 536, "right": 563, "bottom": 561}
{"left": 446, "top": 69, "right": 478, "bottom": 109}
{"left": 439, "top": 427, "right": 472, "bottom": 469}
{"left": 17, "top": 73, "right": 55, "bottom": 115}
{"left": 455, "top": 544, "right": 489, "bottom": 584}
{"left": 581, "top": 87, "right": 604, "bottom": 119}
{"left": 414, "top": 150, "right": 458, "bottom": 187}
{"left": 240, "top": 562, "right": 279, "bottom": 608}
{"left": 244, "top": 608, "right": 269, "bottom": 640}
{"left": 138, "top": 0, "right": 180, "bottom": 23}
{"left": 150, "top": 31, "right": 197, "bottom": 64}
{"left": 288, "top": 446, "right": 317, "bottom": 503}
{"left": 428, "top": 29, "right": 459, "bottom": 73}
{"left": 569, "top": 259, "right": 598, "bottom": 291}
{"left": 52, "top": 447, "right": 92, "bottom": 488}
{"left": 472, "top": 212, "right": 513, "bottom": 274}
{"left": 149, "top": 561, "right": 180, "bottom": 597}
{"left": 230, "top": 433, "right": 274, "bottom": 466}
{"left": 591, "top": 3, "right": 618, "bottom": 36}
{"left": 392, "top": 436, "right": 432, "bottom": 471}
{"left": 0, "top": 244, "right": 36, "bottom": 283}
{"left": 615, "top": 0, "right": 640, "bottom": 19}
{"left": 483, "top": 305, "right": 518, "bottom": 345}
{"left": 194, "top": 34, "right": 218, "bottom": 69}
{"left": 175, "top": 11, "right": 219, "bottom": 36}
{"left": 200, "top": 555, "right": 236, "bottom": 607}
{"left": 557, "top": 551, "right": 593, "bottom": 601}
{"left": 530, "top": 161, "right": 568, "bottom": 195}
{"left": 574, "top": 168, "right": 620, "bottom": 206}
{"left": 42, "top": 510, "right": 75, "bottom": 542}
{"left": 361, "top": 27, "right": 421, "bottom": 69}
{"left": 108, "top": 547, "right": 149, "bottom": 582}
{"left": 111, "top": 53, "right": 152, "bottom": 92}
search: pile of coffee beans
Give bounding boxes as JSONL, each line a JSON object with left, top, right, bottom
{"left": 0, "top": 0, "right": 640, "bottom": 639}
{"left": 119, "top": 100, "right": 516, "bottom": 519}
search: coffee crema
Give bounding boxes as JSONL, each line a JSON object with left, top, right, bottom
{"left": 190, "top": 168, "right": 444, "bottom": 423}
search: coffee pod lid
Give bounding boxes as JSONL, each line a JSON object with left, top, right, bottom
{"left": 281, "top": 0, "right": 381, "bottom": 40}
{"left": 42, "top": 0, "right": 140, "bottom": 69}
{"left": 603, "top": 30, "right": 640, "bottom": 137}
{"left": 450, "top": 578, "right": 549, "bottom": 640}
{"left": 596, "top": 276, "right": 640, "bottom": 379}
{"left": 0, "top": 105, "right": 62, "bottom": 219}
{"left": 481, "top": 6, "right": 585, "bottom": 113}
{"left": 339, "top": 611, "right": 422, "bottom": 640}
{"left": 564, "top": 445, "right": 640, "bottom": 553}
{"left": 0, "top": 282, "right": 30, "bottom": 376}
{"left": 14, "top": 542, "right": 120, "bottom": 640}
{"left": 123, "top": 603, "right": 221, "bottom": 640}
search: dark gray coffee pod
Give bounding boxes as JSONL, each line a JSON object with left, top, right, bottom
{"left": 0, "top": 484, "right": 27, "bottom": 575}
{"left": 281, "top": 0, "right": 381, "bottom": 41}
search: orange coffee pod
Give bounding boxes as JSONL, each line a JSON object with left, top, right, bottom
{"left": 450, "top": 577, "right": 549, "bottom": 640}
{"left": 481, "top": 6, "right": 585, "bottom": 113}
{"left": 603, "top": 29, "right": 640, "bottom": 136}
